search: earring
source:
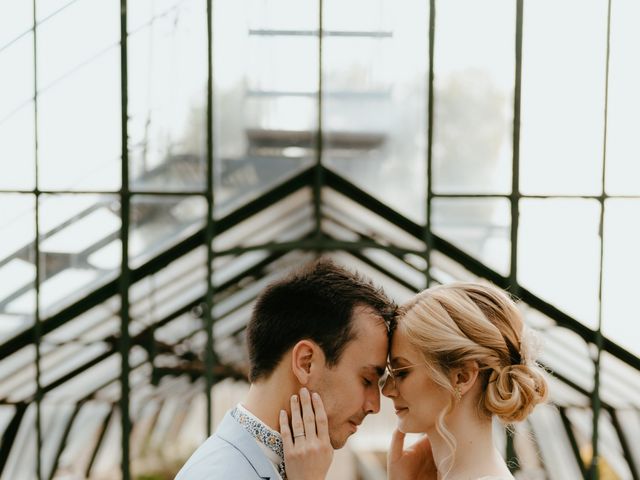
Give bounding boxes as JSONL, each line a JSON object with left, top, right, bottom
{"left": 454, "top": 387, "right": 462, "bottom": 401}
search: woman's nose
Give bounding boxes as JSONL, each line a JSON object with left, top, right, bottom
{"left": 381, "top": 375, "right": 396, "bottom": 397}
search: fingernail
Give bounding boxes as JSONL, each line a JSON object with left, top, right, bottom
{"left": 292, "top": 394, "right": 298, "bottom": 402}
{"left": 280, "top": 409, "right": 286, "bottom": 417}
{"left": 300, "top": 387, "right": 308, "bottom": 395}
{"left": 312, "top": 392, "right": 320, "bottom": 400}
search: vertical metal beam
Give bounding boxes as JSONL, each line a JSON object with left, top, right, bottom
{"left": 119, "top": 0, "right": 131, "bottom": 478}
{"left": 313, "top": 0, "right": 325, "bottom": 242}
{"left": 31, "top": 0, "right": 43, "bottom": 478}
{"left": 204, "top": 0, "right": 216, "bottom": 436}
{"left": 590, "top": 1, "right": 612, "bottom": 478}
{"left": 509, "top": 0, "right": 523, "bottom": 295}
{"left": 424, "top": 0, "right": 436, "bottom": 287}
{"left": 506, "top": 0, "right": 524, "bottom": 472}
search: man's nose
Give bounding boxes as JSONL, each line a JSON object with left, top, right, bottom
{"left": 365, "top": 386, "right": 381, "bottom": 414}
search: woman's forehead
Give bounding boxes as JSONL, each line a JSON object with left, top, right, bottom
{"left": 390, "top": 329, "right": 419, "bottom": 362}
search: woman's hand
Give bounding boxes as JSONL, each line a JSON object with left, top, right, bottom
{"left": 388, "top": 429, "right": 437, "bottom": 480}
{"left": 279, "top": 387, "right": 333, "bottom": 480}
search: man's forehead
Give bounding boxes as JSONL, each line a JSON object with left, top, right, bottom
{"left": 345, "top": 328, "right": 389, "bottom": 368}
{"left": 350, "top": 305, "right": 388, "bottom": 333}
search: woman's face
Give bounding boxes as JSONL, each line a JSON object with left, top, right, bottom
{"left": 381, "top": 327, "right": 452, "bottom": 434}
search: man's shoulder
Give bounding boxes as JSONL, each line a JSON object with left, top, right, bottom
{"left": 174, "top": 410, "right": 275, "bottom": 480}
{"left": 175, "top": 434, "right": 257, "bottom": 479}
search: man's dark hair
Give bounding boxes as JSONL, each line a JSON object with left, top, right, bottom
{"left": 246, "top": 258, "right": 397, "bottom": 382}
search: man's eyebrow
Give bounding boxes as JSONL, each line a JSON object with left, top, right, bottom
{"left": 362, "top": 364, "right": 385, "bottom": 377}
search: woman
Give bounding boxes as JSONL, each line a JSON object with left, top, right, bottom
{"left": 280, "top": 282, "right": 548, "bottom": 480}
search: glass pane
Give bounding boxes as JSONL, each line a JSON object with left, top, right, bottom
{"left": 323, "top": 0, "right": 428, "bottom": 223}
{"left": 432, "top": 198, "right": 510, "bottom": 276}
{"left": 44, "top": 296, "right": 119, "bottom": 348}
{"left": 600, "top": 352, "right": 640, "bottom": 409}
{"left": 0, "top": 30, "right": 35, "bottom": 191}
{"left": 55, "top": 401, "right": 112, "bottom": 477}
{"left": 0, "top": 32, "right": 33, "bottom": 122}
{"left": 539, "top": 326, "right": 594, "bottom": 394}
{"left": 432, "top": 0, "right": 514, "bottom": 195}
{"left": 128, "top": 0, "right": 208, "bottom": 192}
{"left": 519, "top": 199, "right": 600, "bottom": 328}
{"left": 46, "top": 353, "right": 122, "bottom": 404}
{"left": 41, "top": 400, "right": 77, "bottom": 479}
{"left": 565, "top": 408, "right": 634, "bottom": 480}
{"left": 213, "top": 0, "right": 316, "bottom": 218}
{"left": 0, "top": 345, "right": 36, "bottom": 403}
{"left": 2, "top": 403, "right": 38, "bottom": 479}
{"left": 520, "top": 0, "right": 607, "bottom": 195}
{"left": 603, "top": 199, "right": 640, "bottom": 356}
{"left": 0, "top": 105, "right": 35, "bottom": 191}
{"left": 605, "top": 0, "right": 640, "bottom": 195}
{"left": 129, "top": 195, "right": 206, "bottom": 269}
{"left": 37, "top": 0, "right": 121, "bottom": 191}
{"left": 129, "top": 247, "right": 207, "bottom": 338}
{"left": 617, "top": 410, "right": 640, "bottom": 473}
{"left": 90, "top": 407, "right": 122, "bottom": 478}
{"left": 0, "top": 194, "right": 35, "bottom": 341}
{"left": 38, "top": 194, "right": 121, "bottom": 318}
{"left": 0, "top": 1, "right": 32, "bottom": 49}
{"left": 528, "top": 404, "right": 584, "bottom": 480}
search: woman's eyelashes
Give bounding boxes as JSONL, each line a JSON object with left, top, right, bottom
{"left": 394, "top": 370, "right": 409, "bottom": 380}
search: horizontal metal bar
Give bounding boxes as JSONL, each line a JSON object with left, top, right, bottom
{"left": 213, "top": 238, "right": 423, "bottom": 258}
{"left": 248, "top": 29, "right": 392, "bottom": 37}
{"left": 0, "top": 189, "right": 208, "bottom": 196}
{"left": 246, "top": 89, "right": 391, "bottom": 99}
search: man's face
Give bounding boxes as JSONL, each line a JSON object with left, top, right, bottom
{"left": 310, "top": 306, "right": 389, "bottom": 449}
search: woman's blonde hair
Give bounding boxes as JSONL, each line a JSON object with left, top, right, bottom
{"left": 398, "top": 282, "right": 548, "bottom": 473}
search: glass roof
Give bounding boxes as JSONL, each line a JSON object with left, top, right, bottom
{"left": 1, "top": 172, "right": 639, "bottom": 479}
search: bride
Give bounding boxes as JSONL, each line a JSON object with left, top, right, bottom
{"left": 279, "top": 282, "right": 548, "bottom": 480}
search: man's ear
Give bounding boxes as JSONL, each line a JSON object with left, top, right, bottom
{"left": 451, "top": 360, "right": 480, "bottom": 396}
{"left": 291, "top": 340, "right": 323, "bottom": 386}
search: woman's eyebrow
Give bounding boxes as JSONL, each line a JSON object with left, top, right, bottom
{"left": 390, "top": 356, "right": 411, "bottom": 365}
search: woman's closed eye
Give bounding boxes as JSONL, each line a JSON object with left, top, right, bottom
{"left": 394, "top": 370, "right": 409, "bottom": 380}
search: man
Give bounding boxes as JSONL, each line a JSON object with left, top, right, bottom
{"left": 175, "top": 258, "right": 396, "bottom": 479}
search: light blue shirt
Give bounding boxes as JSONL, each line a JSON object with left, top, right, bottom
{"left": 175, "top": 409, "right": 281, "bottom": 480}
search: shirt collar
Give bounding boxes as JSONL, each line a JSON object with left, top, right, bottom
{"left": 231, "top": 404, "right": 285, "bottom": 478}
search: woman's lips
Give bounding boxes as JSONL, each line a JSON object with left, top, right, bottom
{"left": 394, "top": 407, "right": 408, "bottom": 415}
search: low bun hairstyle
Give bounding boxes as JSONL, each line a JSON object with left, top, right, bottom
{"left": 399, "top": 282, "right": 547, "bottom": 424}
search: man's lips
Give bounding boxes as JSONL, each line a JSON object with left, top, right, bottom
{"left": 394, "top": 406, "right": 408, "bottom": 415}
{"left": 349, "top": 419, "right": 363, "bottom": 431}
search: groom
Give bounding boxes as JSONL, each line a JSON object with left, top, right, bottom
{"left": 175, "top": 259, "right": 396, "bottom": 479}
